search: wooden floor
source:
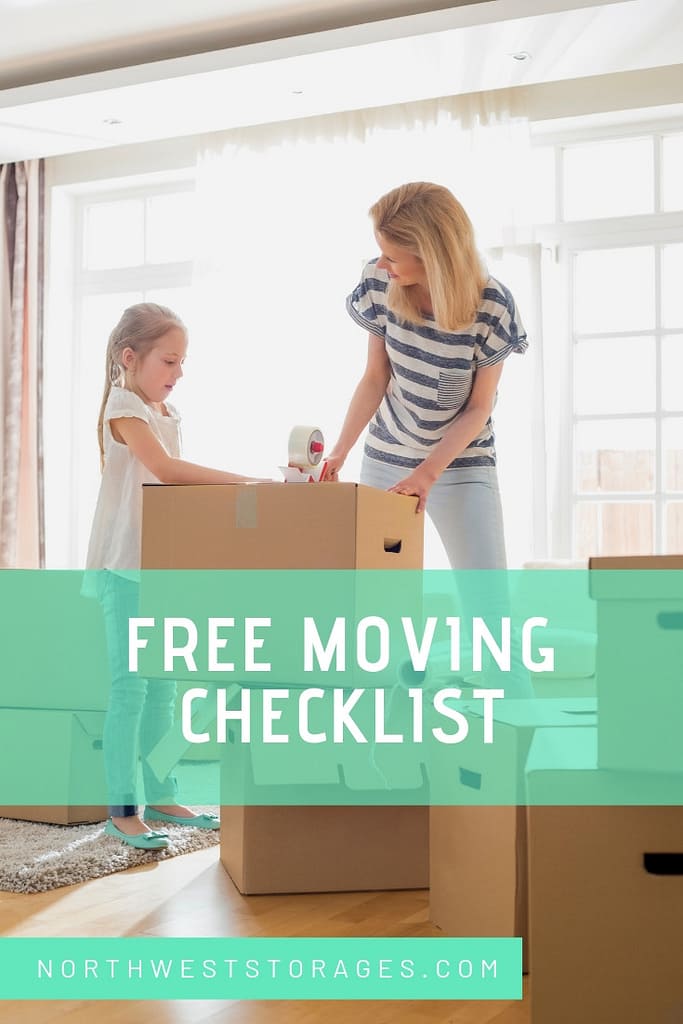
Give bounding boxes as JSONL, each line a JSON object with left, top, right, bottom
{"left": 0, "top": 848, "right": 529, "bottom": 1023}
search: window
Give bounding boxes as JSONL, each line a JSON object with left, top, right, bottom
{"left": 535, "top": 124, "right": 683, "bottom": 558}
{"left": 45, "top": 179, "right": 195, "bottom": 568}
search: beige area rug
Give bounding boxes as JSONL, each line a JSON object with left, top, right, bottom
{"left": 0, "top": 811, "right": 220, "bottom": 894}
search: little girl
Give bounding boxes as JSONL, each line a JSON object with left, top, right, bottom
{"left": 86, "top": 301, "right": 263, "bottom": 850}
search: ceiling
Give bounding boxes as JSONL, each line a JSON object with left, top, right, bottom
{"left": 2, "top": 1, "right": 493, "bottom": 87}
{"left": 1, "top": 0, "right": 682, "bottom": 163}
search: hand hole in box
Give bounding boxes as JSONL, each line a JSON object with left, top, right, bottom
{"left": 384, "top": 538, "right": 402, "bottom": 554}
{"left": 656, "top": 612, "right": 683, "bottom": 631}
{"left": 459, "top": 767, "right": 482, "bottom": 790}
{"left": 643, "top": 853, "right": 683, "bottom": 875}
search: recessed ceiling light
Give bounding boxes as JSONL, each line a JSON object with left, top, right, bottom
{"left": 510, "top": 51, "right": 531, "bottom": 62}
{"left": 291, "top": 90, "right": 304, "bottom": 95}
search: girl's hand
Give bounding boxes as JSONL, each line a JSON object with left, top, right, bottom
{"left": 387, "top": 465, "right": 438, "bottom": 512}
{"left": 322, "top": 451, "right": 346, "bottom": 482}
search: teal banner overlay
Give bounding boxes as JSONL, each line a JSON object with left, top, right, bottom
{"left": 0, "top": 937, "right": 522, "bottom": 1000}
{"left": 0, "top": 569, "right": 682, "bottom": 806}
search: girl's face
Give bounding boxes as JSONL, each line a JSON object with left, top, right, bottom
{"left": 375, "top": 231, "right": 427, "bottom": 289}
{"left": 124, "top": 326, "right": 187, "bottom": 406}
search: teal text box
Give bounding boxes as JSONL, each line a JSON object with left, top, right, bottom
{"left": 0, "top": 937, "right": 522, "bottom": 1001}
{"left": 0, "top": 569, "right": 682, "bottom": 806}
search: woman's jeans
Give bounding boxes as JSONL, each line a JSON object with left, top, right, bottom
{"left": 96, "top": 571, "right": 179, "bottom": 817}
{"left": 360, "top": 455, "right": 533, "bottom": 696}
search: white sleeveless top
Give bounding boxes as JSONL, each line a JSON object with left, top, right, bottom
{"left": 85, "top": 387, "right": 181, "bottom": 573}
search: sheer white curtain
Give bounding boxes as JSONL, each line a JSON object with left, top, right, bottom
{"left": 186, "top": 90, "right": 542, "bottom": 566}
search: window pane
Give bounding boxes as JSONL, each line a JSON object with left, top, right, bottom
{"left": 83, "top": 200, "right": 144, "bottom": 270}
{"left": 662, "top": 336, "right": 683, "bottom": 413}
{"left": 661, "top": 133, "right": 683, "bottom": 212}
{"left": 663, "top": 418, "right": 683, "bottom": 492}
{"left": 574, "top": 336, "right": 654, "bottom": 415}
{"left": 574, "top": 247, "right": 654, "bottom": 334}
{"left": 146, "top": 192, "right": 196, "bottom": 264}
{"left": 666, "top": 503, "right": 683, "bottom": 551}
{"left": 600, "top": 502, "right": 654, "bottom": 555}
{"left": 563, "top": 138, "right": 654, "bottom": 221}
{"left": 576, "top": 419, "right": 655, "bottom": 493}
{"left": 575, "top": 501, "right": 654, "bottom": 557}
{"left": 661, "top": 244, "right": 683, "bottom": 330}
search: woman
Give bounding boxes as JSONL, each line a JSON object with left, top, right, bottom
{"left": 326, "top": 181, "right": 528, "bottom": 572}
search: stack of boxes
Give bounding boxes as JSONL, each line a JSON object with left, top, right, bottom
{"left": 141, "top": 481, "right": 429, "bottom": 894}
{"left": 428, "top": 564, "right": 598, "bottom": 972}
{"left": 429, "top": 698, "right": 596, "bottom": 974}
{"left": 0, "top": 572, "right": 108, "bottom": 824}
{"left": 526, "top": 555, "right": 683, "bottom": 1023}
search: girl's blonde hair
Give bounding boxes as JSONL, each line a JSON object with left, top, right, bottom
{"left": 97, "top": 302, "right": 186, "bottom": 468}
{"left": 370, "top": 182, "right": 487, "bottom": 332}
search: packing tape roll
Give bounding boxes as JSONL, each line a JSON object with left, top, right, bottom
{"left": 288, "top": 425, "right": 324, "bottom": 468}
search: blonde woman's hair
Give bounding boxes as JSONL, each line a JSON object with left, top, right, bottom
{"left": 370, "top": 182, "right": 487, "bottom": 332}
{"left": 97, "top": 302, "right": 186, "bottom": 469}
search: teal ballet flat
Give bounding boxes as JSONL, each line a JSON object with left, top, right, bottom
{"left": 104, "top": 819, "right": 169, "bottom": 849}
{"left": 143, "top": 809, "right": 220, "bottom": 830}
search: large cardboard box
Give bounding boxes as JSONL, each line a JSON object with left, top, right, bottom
{"left": 429, "top": 698, "right": 596, "bottom": 972}
{"left": 526, "top": 727, "right": 683, "bottom": 1024}
{"left": 220, "top": 684, "right": 429, "bottom": 894}
{"left": 589, "top": 554, "right": 683, "bottom": 773}
{"left": 221, "top": 804, "right": 428, "bottom": 895}
{"left": 142, "top": 482, "right": 427, "bottom": 893}
{"left": 142, "top": 482, "right": 423, "bottom": 569}
{"left": 0, "top": 571, "right": 110, "bottom": 711}
{"left": 0, "top": 709, "right": 107, "bottom": 824}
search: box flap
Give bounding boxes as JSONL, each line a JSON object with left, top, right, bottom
{"left": 464, "top": 696, "right": 597, "bottom": 729}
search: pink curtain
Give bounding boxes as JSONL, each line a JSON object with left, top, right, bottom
{"left": 0, "top": 160, "right": 45, "bottom": 568}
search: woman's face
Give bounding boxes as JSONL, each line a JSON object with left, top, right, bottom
{"left": 375, "top": 231, "right": 427, "bottom": 289}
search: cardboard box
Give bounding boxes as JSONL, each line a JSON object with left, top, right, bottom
{"left": 513, "top": 564, "right": 597, "bottom": 698}
{"left": 590, "top": 554, "right": 683, "bottom": 773}
{"left": 219, "top": 685, "right": 428, "bottom": 894}
{"left": 0, "top": 709, "right": 107, "bottom": 825}
{"left": 0, "top": 571, "right": 110, "bottom": 711}
{"left": 221, "top": 804, "right": 429, "bottom": 895}
{"left": 142, "top": 482, "right": 423, "bottom": 570}
{"left": 0, "top": 805, "right": 106, "bottom": 825}
{"left": 526, "top": 727, "right": 683, "bottom": 1024}
{"left": 142, "top": 483, "right": 427, "bottom": 893}
{"left": 429, "top": 698, "right": 596, "bottom": 972}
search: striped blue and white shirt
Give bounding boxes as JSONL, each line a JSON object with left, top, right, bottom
{"left": 346, "top": 258, "right": 528, "bottom": 469}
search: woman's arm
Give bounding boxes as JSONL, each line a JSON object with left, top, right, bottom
{"left": 389, "top": 360, "right": 505, "bottom": 510}
{"left": 110, "top": 416, "right": 268, "bottom": 484}
{"left": 325, "top": 335, "right": 390, "bottom": 477}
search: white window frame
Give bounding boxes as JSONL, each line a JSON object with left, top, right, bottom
{"left": 530, "top": 116, "right": 683, "bottom": 558}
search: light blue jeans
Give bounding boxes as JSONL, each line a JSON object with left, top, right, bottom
{"left": 360, "top": 454, "right": 534, "bottom": 697}
{"left": 96, "top": 571, "right": 179, "bottom": 817}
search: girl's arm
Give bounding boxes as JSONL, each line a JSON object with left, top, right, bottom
{"left": 325, "top": 335, "right": 390, "bottom": 477}
{"left": 389, "top": 360, "right": 505, "bottom": 510}
{"left": 110, "top": 416, "right": 268, "bottom": 484}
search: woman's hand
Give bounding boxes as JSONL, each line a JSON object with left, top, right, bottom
{"left": 388, "top": 464, "right": 439, "bottom": 512}
{"left": 322, "top": 451, "right": 346, "bottom": 482}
